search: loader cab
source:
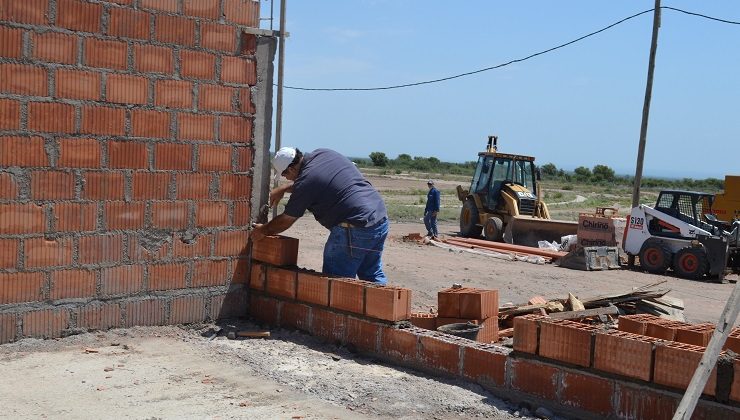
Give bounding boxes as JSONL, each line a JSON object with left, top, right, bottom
{"left": 652, "top": 190, "right": 717, "bottom": 235}
{"left": 469, "top": 152, "right": 537, "bottom": 213}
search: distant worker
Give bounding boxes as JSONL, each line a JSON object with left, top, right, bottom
{"left": 251, "top": 147, "right": 390, "bottom": 284}
{"left": 424, "top": 179, "right": 440, "bottom": 239}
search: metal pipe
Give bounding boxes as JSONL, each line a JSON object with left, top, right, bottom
{"left": 273, "top": 0, "right": 287, "bottom": 217}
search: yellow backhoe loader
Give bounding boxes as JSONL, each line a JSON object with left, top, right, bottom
{"left": 456, "top": 136, "right": 577, "bottom": 247}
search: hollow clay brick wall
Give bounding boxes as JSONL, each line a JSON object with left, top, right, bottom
{"left": 0, "top": 0, "right": 261, "bottom": 343}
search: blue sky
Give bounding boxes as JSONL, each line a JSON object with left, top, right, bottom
{"left": 261, "top": 1, "right": 739, "bottom": 179}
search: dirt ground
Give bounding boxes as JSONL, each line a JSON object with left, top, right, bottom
{"left": 1, "top": 174, "right": 736, "bottom": 419}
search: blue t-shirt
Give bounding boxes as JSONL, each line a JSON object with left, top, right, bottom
{"left": 284, "top": 149, "right": 387, "bottom": 229}
{"left": 426, "top": 187, "right": 440, "bottom": 213}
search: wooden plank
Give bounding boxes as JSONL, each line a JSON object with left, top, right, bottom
{"left": 548, "top": 305, "right": 619, "bottom": 320}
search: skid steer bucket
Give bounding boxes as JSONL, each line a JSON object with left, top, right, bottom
{"left": 558, "top": 246, "right": 621, "bottom": 271}
{"left": 503, "top": 216, "right": 578, "bottom": 247}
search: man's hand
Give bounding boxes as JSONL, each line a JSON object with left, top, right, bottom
{"left": 432, "top": 211, "right": 438, "bottom": 217}
{"left": 251, "top": 223, "right": 266, "bottom": 242}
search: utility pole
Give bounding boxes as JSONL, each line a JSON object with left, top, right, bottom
{"left": 273, "top": 0, "right": 287, "bottom": 217}
{"left": 628, "top": 0, "right": 661, "bottom": 266}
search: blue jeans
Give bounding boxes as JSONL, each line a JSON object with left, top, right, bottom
{"left": 323, "top": 218, "right": 389, "bottom": 285}
{"left": 424, "top": 212, "right": 438, "bottom": 237}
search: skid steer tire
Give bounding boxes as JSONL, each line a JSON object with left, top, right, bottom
{"left": 639, "top": 239, "right": 672, "bottom": 274}
{"left": 460, "top": 199, "right": 482, "bottom": 238}
{"left": 483, "top": 217, "right": 504, "bottom": 242}
{"left": 673, "top": 247, "right": 709, "bottom": 280}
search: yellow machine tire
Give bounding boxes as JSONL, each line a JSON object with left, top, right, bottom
{"left": 483, "top": 217, "right": 504, "bottom": 242}
{"left": 460, "top": 198, "right": 482, "bottom": 238}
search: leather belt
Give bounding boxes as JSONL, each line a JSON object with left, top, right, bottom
{"left": 338, "top": 222, "right": 355, "bottom": 228}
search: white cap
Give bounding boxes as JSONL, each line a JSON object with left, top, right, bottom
{"left": 427, "top": 179, "right": 435, "bottom": 185}
{"left": 272, "top": 147, "right": 297, "bottom": 175}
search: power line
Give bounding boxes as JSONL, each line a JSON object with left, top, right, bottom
{"left": 282, "top": 7, "right": 739, "bottom": 92}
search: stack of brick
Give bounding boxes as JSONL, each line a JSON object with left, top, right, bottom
{"left": 0, "top": 0, "right": 262, "bottom": 344}
{"left": 435, "top": 287, "right": 499, "bottom": 343}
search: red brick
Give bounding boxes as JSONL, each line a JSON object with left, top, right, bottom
{"left": 223, "top": 0, "right": 259, "bottom": 26}
{"left": 410, "top": 313, "right": 437, "bottom": 330}
{"left": 0, "top": 203, "right": 45, "bottom": 234}
{"left": 107, "top": 74, "right": 148, "bottom": 105}
{"left": 101, "top": 265, "right": 144, "bottom": 295}
{"left": 108, "top": 141, "right": 148, "bottom": 169}
{"left": 459, "top": 289, "right": 498, "bottom": 319}
{"left": 252, "top": 235, "right": 298, "bottom": 265}
{"left": 0, "top": 136, "right": 47, "bottom": 167}
{"left": 140, "top": 0, "right": 178, "bottom": 12}
{"left": 0, "top": 313, "right": 16, "bottom": 344}
{"left": 230, "top": 257, "right": 249, "bottom": 284}
{"left": 215, "top": 230, "right": 248, "bottom": 256}
{"left": 220, "top": 177, "right": 249, "bottom": 203}
{"left": 0, "top": 238, "right": 18, "bottom": 269}
{"left": 240, "top": 32, "right": 256, "bottom": 55}
{"left": 154, "top": 143, "right": 193, "bottom": 170}
{"left": 180, "top": 50, "right": 216, "bottom": 80}
{"left": 510, "top": 358, "right": 559, "bottom": 400}
{"left": 155, "top": 15, "right": 195, "bottom": 46}
{"left": 25, "top": 237, "right": 73, "bottom": 267}
{"left": 83, "top": 172, "right": 125, "bottom": 200}
{"left": 174, "top": 232, "right": 211, "bottom": 257}
{"left": 560, "top": 371, "right": 614, "bottom": 415}
{"left": 250, "top": 294, "right": 279, "bottom": 326}
{"left": 151, "top": 201, "right": 189, "bottom": 229}
{"left": 183, "top": 0, "right": 219, "bottom": 19}
{"left": 107, "top": 0, "right": 134, "bottom": 4}
{"left": 79, "top": 235, "right": 124, "bottom": 265}
{"left": 266, "top": 266, "right": 297, "bottom": 299}
{"left": 31, "top": 171, "right": 75, "bottom": 200}
{"left": 132, "top": 109, "right": 171, "bottom": 138}
{"left": 200, "top": 84, "right": 234, "bottom": 112}
{"left": 51, "top": 269, "right": 96, "bottom": 299}
{"left": 725, "top": 329, "right": 740, "bottom": 353}
{"left": 296, "top": 271, "right": 330, "bottom": 306}
{"left": 732, "top": 358, "right": 740, "bottom": 403}
{"left": 220, "top": 115, "right": 252, "bottom": 142}
{"left": 124, "top": 299, "right": 165, "bottom": 327}
{"left": 462, "top": 344, "right": 506, "bottom": 386}
{"left": 148, "top": 263, "right": 188, "bottom": 291}
{"left": 22, "top": 309, "right": 70, "bottom": 339}
{"left": 345, "top": 316, "right": 380, "bottom": 353}
{"left": 77, "top": 303, "right": 122, "bottom": 330}
{"left": 81, "top": 106, "right": 125, "bottom": 135}
{"left": 105, "top": 201, "right": 146, "bottom": 230}
{"left": 178, "top": 113, "right": 215, "bottom": 140}
{"left": 0, "top": 173, "right": 17, "bottom": 200}
{"left": 0, "top": 26, "right": 22, "bottom": 58}
{"left": 233, "top": 201, "right": 249, "bottom": 226}
{"left": 199, "top": 144, "right": 231, "bottom": 171}
{"left": 196, "top": 202, "right": 228, "bottom": 227}
{"left": 221, "top": 56, "right": 257, "bottom": 85}
{"left": 237, "top": 87, "right": 255, "bottom": 114}
{"left": 418, "top": 335, "right": 461, "bottom": 375}
{"left": 618, "top": 313, "right": 659, "bottom": 335}
{"left": 132, "top": 172, "right": 170, "bottom": 199}
{"left": 365, "top": 285, "right": 411, "bottom": 321}
{"left": 279, "top": 301, "right": 311, "bottom": 331}
{"left": 192, "top": 259, "right": 228, "bottom": 287}
{"left": 85, "top": 38, "right": 128, "bottom": 70}
{"left": 329, "top": 279, "right": 365, "bottom": 314}
{"left": 58, "top": 138, "right": 101, "bottom": 168}
{"left": 249, "top": 261, "right": 266, "bottom": 290}
{"left": 234, "top": 147, "right": 253, "bottom": 172}
{"left": 32, "top": 32, "right": 78, "bottom": 64}
{"left": 170, "top": 295, "right": 207, "bottom": 324}
{"left": 310, "top": 307, "right": 346, "bottom": 344}
{"left": 512, "top": 314, "right": 542, "bottom": 354}
{"left": 0, "top": 0, "right": 48, "bottom": 24}
{"left": 380, "top": 327, "right": 418, "bottom": 363}
{"left": 0, "top": 98, "right": 20, "bottom": 130}
{"left": 675, "top": 323, "right": 714, "bottom": 347}
{"left": 28, "top": 102, "right": 75, "bottom": 133}
{"left": 57, "top": 0, "right": 102, "bottom": 32}
{"left": 107, "top": 7, "right": 150, "bottom": 40}
{"left": 437, "top": 287, "right": 465, "bottom": 318}
{"left": 134, "top": 44, "right": 174, "bottom": 74}
{"left": 594, "top": 331, "right": 655, "bottom": 381}
{"left": 55, "top": 69, "right": 101, "bottom": 100}
{"left": 155, "top": 79, "right": 193, "bottom": 108}
{"left": 538, "top": 319, "right": 597, "bottom": 367}
{"left": 646, "top": 319, "right": 687, "bottom": 341}
{"left": 654, "top": 342, "right": 717, "bottom": 396}
{"left": 615, "top": 383, "right": 677, "bottom": 420}
{"left": 175, "top": 173, "right": 211, "bottom": 199}
{"left": 129, "top": 235, "right": 170, "bottom": 262}
{"left": 200, "top": 22, "right": 236, "bottom": 52}
{"left": 0, "top": 64, "right": 47, "bottom": 96}
{"left": 0, "top": 272, "right": 44, "bottom": 304}
{"left": 53, "top": 202, "right": 97, "bottom": 231}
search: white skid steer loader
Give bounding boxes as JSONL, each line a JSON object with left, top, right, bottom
{"left": 623, "top": 190, "right": 739, "bottom": 282}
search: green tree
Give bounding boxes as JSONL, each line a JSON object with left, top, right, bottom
{"left": 541, "top": 163, "right": 558, "bottom": 177}
{"left": 592, "top": 164, "right": 615, "bottom": 182}
{"left": 396, "top": 154, "right": 412, "bottom": 163}
{"left": 369, "top": 152, "right": 388, "bottom": 167}
{"left": 574, "top": 166, "right": 592, "bottom": 182}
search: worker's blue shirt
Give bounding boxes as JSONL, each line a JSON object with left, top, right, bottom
{"left": 284, "top": 149, "right": 387, "bottom": 229}
{"left": 425, "top": 187, "right": 440, "bottom": 213}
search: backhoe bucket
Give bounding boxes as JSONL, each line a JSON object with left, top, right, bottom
{"left": 504, "top": 216, "right": 578, "bottom": 247}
